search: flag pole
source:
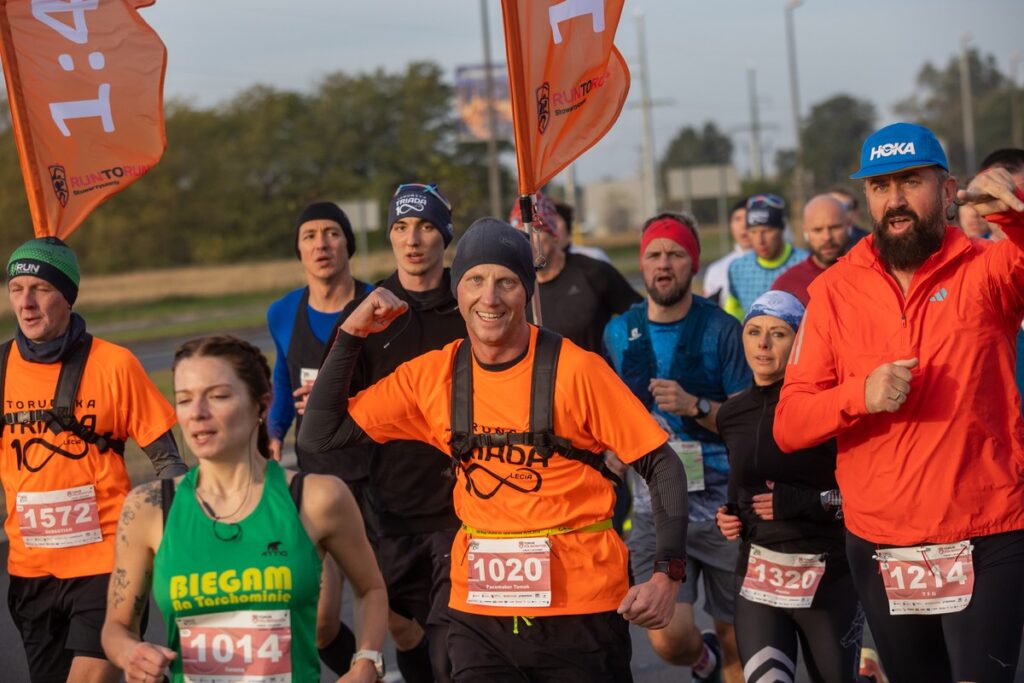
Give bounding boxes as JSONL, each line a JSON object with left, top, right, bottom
{"left": 519, "top": 193, "right": 545, "bottom": 326}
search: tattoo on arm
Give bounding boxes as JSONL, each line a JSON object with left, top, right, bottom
{"left": 111, "top": 567, "right": 130, "bottom": 610}
{"left": 142, "top": 479, "right": 164, "bottom": 508}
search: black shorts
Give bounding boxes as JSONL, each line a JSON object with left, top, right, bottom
{"left": 378, "top": 527, "right": 457, "bottom": 627}
{"left": 7, "top": 572, "right": 142, "bottom": 683}
{"left": 446, "top": 609, "right": 632, "bottom": 682}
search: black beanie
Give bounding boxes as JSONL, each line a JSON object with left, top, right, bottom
{"left": 450, "top": 218, "right": 535, "bottom": 300}
{"left": 387, "top": 184, "right": 454, "bottom": 246}
{"left": 295, "top": 202, "right": 356, "bottom": 258}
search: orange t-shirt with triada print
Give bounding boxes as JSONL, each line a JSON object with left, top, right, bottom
{"left": 350, "top": 325, "right": 667, "bottom": 617}
{"left": 1, "top": 337, "right": 176, "bottom": 578}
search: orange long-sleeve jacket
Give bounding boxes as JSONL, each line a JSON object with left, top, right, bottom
{"left": 775, "top": 196, "right": 1024, "bottom": 546}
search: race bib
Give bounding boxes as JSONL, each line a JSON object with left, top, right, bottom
{"left": 874, "top": 541, "right": 974, "bottom": 615}
{"left": 17, "top": 485, "right": 102, "bottom": 549}
{"left": 466, "top": 537, "right": 551, "bottom": 607}
{"left": 177, "top": 609, "right": 292, "bottom": 683}
{"left": 299, "top": 368, "right": 318, "bottom": 388}
{"left": 739, "top": 544, "right": 826, "bottom": 609}
{"left": 669, "top": 439, "right": 704, "bottom": 492}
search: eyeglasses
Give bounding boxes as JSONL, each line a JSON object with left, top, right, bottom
{"left": 747, "top": 194, "right": 785, "bottom": 209}
{"left": 393, "top": 183, "right": 452, "bottom": 212}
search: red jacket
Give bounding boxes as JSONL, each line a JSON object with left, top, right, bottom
{"left": 775, "top": 199, "right": 1024, "bottom": 545}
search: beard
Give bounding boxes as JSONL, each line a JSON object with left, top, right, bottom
{"left": 646, "top": 273, "right": 693, "bottom": 307}
{"left": 872, "top": 199, "right": 946, "bottom": 271}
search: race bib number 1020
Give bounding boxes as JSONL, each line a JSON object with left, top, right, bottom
{"left": 874, "top": 541, "right": 974, "bottom": 615}
{"left": 466, "top": 537, "right": 551, "bottom": 607}
{"left": 17, "top": 485, "right": 102, "bottom": 548}
{"left": 177, "top": 609, "right": 292, "bottom": 683}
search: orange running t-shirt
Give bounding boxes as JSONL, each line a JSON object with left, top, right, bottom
{"left": 1, "top": 337, "right": 176, "bottom": 578}
{"left": 350, "top": 326, "right": 667, "bottom": 616}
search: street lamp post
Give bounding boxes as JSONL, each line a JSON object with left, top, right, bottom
{"left": 784, "top": 0, "right": 804, "bottom": 213}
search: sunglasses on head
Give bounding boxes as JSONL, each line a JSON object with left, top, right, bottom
{"left": 747, "top": 194, "right": 785, "bottom": 209}
{"left": 394, "top": 183, "right": 452, "bottom": 212}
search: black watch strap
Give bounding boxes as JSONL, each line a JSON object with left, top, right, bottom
{"left": 653, "top": 558, "right": 686, "bottom": 581}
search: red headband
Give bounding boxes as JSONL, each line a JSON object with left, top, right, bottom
{"left": 641, "top": 217, "right": 701, "bottom": 273}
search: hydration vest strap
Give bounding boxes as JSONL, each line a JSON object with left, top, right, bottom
{"left": 288, "top": 471, "right": 306, "bottom": 511}
{"left": 161, "top": 477, "right": 176, "bottom": 529}
{"left": 447, "top": 329, "right": 617, "bottom": 483}
{"left": 0, "top": 335, "right": 125, "bottom": 455}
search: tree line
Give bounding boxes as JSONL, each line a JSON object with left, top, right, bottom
{"left": 0, "top": 50, "right": 1016, "bottom": 273}
{"left": 0, "top": 62, "right": 516, "bottom": 274}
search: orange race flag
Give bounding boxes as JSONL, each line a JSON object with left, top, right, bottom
{"left": 0, "top": 0, "right": 167, "bottom": 239}
{"left": 500, "top": 0, "right": 630, "bottom": 200}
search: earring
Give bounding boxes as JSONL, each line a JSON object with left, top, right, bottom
{"left": 258, "top": 417, "right": 264, "bottom": 425}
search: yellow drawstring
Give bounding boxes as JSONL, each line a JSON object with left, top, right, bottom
{"left": 512, "top": 616, "right": 533, "bottom": 635}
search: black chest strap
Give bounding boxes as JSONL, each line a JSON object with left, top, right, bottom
{"left": 0, "top": 335, "right": 125, "bottom": 456}
{"left": 448, "top": 328, "right": 616, "bottom": 482}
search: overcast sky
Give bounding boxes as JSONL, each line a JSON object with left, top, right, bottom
{"left": 139, "top": 0, "right": 1022, "bottom": 184}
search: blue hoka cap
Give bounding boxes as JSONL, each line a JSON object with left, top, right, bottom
{"left": 850, "top": 122, "right": 948, "bottom": 179}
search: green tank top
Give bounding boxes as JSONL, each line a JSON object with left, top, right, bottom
{"left": 153, "top": 460, "right": 322, "bottom": 682}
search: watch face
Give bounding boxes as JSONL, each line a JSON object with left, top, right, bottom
{"left": 697, "top": 398, "right": 711, "bottom": 416}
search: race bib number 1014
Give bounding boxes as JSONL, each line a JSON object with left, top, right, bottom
{"left": 177, "top": 609, "right": 292, "bottom": 683}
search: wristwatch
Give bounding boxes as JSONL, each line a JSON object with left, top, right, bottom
{"left": 694, "top": 397, "right": 711, "bottom": 419}
{"left": 653, "top": 558, "right": 686, "bottom": 581}
{"left": 351, "top": 650, "right": 385, "bottom": 679}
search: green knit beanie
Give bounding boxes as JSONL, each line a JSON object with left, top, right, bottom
{"left": 6, "top": 237, "right": 81, "bottom": 305}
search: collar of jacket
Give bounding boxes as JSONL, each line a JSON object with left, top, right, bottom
{"left": 843, "top": 226, "right": 973, "bottom": 294}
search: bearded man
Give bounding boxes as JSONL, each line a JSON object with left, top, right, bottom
{"left": 775, "top": 122, "right": 1024, "bottom": 682}
{"left": 604, "top": 212, "right": 751, "bottom": 682}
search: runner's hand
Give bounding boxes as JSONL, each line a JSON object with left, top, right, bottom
{"left": 864, "top": 357, "right": 917, "bottom": 414}
{"left": 338, "top": 657, "right": 380, "bottom": 683}
{"left": 716, "top": 505, "right": 742, "bottom": 540}
{"left": 957, "top": 167, "right": 1024, "bottom": 216}
{"left": 293, "top": 384, "right": 312, "bottom": 416}
{"left": 268, "top": 437, "right": 283, "bottom": 462}
{"left": 752, "top": 493, "right": 774, "bottom": 520}
{"left": 649, "top": 378, "right": 697, "bottom": 417}
{"left": 123, "top": 641, "right": 175, "bottom": 683}
{"left": 617, "top": 571, "right": 679, "bottom": 629}
{"left": 340, "top": 288, "right": 408, "bottom": 337}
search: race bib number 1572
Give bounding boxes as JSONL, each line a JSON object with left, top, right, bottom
{"left": 17, "top": 485, "right": 102, "bottom": 548}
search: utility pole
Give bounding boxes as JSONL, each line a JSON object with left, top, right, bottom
{"left": 784, "top": 0, "right": 804, "bottom": 211}
{"left": 1012, "top": 52, "right": 1023, "bottom": 149}
{"left": 635, "top": 10, "right": 659, "bottom": 217}
{"left": 747, "top": 67, "right": 764, "bottom": 179}
{"left": 480, "top": 0, "right": 503, "bottom": 217}
{"left": 959, "top": 33, "right": 977, "bottom": 174}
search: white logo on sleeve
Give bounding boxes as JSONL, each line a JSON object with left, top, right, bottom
{"left": 869, "top": 142, "right": 916, "bottom": 161}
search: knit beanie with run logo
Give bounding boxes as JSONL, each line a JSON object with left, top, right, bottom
{"left": 6, "top": 237, "right": 81, "bottom": 305}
